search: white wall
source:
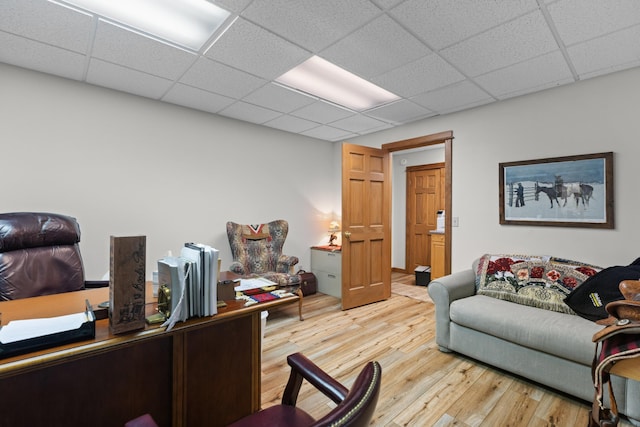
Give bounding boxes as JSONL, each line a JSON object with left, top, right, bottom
{"left": 351, "top": 67, "right": 640, "bottom": 272}
{"left": 1, "top": 63, "right": 337, "bottom": 279}
{"left": 4, "top": 63, "right": 639, "bottom": 279}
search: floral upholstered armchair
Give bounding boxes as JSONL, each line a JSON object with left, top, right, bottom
{"left": 226, "top": 220, "right": 301, "bottom": 286}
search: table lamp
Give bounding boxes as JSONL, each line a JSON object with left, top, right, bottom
{"left": 328, "top": 221, "right": 340, "bottom": 246}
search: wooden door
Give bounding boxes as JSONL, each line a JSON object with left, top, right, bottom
{"left": 406, "top": 164, "right": 445, "bottom": 272}
{"left": 341, "top": 143, "right": 391, "bottom": 310}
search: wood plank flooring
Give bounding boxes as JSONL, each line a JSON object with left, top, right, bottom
{"left": 260, "top": 273, "right": 633, "bottom": 426}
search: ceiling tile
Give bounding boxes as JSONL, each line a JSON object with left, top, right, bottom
{"left": 441, "top": 10, "right": 558, "bottom": 77}
{"left": 329, "top": 114, "right": 390, "bottom": 133}
{"left": 205, "top": 18, "right": 310, "bottom": 79}
{"left": 86, "top": 59, "right": 174, "bottom": 99}
{"left": 548, "top": 0, "right": 640, "bottom": 46}
{"left": 291, "top": 101, "right": 354, "bottom": 123}
{"left": 372, "top": 53, "right": 465, "bottom": 98}
{"left": 568, "top": 24, "right": 640, "bottom": 79}
{"left": 219, "top": 101, "right": 282, "bottom": 124}
{"left": 213, "top": 0, "right": 253, "bottom": 14}
{"left": 321, "top": 14, "right": 431, "bottom": 79}
{"left": 2, "top": 0, "right": 639, "bottom": 142}
{"left": 242, "top": 83, "right": 317, "bottom": 113}
{"left": 412, "top": 80, "right": 493, "bottom": 114}
{"left": 301, "top": 125, "right": 354, "bottom": 141}
{"left": 371, "top": 0, "right": 404, "bottom": 10}
{"left": 0, "top": 0, "right": 93, "bottom": 53}
{"left": 263, "top": 114, "right": 319, "bottom": 133}
{"left": 163, "top": 83, "right": 235, "bottom": 114}
{"left": 390, "top": 0, "right": 538, "bottom": 50}
{"left": 92, "top": 20, "right": 197, "bottom": 80}
{"left": 179, "top": 57, "right": 266, "bottom": 99}
{"left": 0, "top": 31, "right": 86, "bottom": 80}
{"left": 365, "top": 100, "right": 435, "bottom": 124}
{"left": 240, "top": 0, "right": 381, "bottom": 52}
{"left": 475, "top": 51, "right": 574, "bottom": 99}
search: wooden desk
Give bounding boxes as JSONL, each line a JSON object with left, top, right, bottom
{"left": 0, "top": 285, "right": 300, "bottom": 427}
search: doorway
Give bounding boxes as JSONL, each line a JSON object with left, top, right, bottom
{"left": 382, "top": 131, "right": 453, "bottom": 277}
{"left": 338, "top": 131, "right": 452, "bottom": 310}
{"left": 405, "top": 163, "right": 445, "bottom": 273}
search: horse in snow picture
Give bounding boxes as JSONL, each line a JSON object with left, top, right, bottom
{"left": 501, "top": 153, "right": 611, "bottom": 227}
{"left": 562, "top": 183, "right": 594, "bottom": 207}
{"left": 535, "top": 184, "right": 562, "bottom": 208}
{"left": 535, "top": 182, "right": 594, "bottom": 208}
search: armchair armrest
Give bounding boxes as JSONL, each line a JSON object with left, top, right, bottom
{"left": 282, "top": 352, "right": 349, "bottom": 407}
{"left": 276, "top": 255, "right": 299, "bottom": 273}
{"left": 228, "top": 261, "right": 246, "bottom": 275}
{"left": 427, "top": 269, "right": 476, "bottom": 352}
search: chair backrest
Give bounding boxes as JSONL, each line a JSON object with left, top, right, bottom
{"left": 226, "top": 220, "right": 289, "bottom": 274}
{"left": 124, "top": 414, "right": 159, "bottom": 427}
{"left": 0, "top": 212, "right": 85, "bottom": 300}
{"left": 312, "top": 361, "right": 382, "bottom": 427}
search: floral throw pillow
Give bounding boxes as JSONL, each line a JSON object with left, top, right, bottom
{"left": 476, "top": 254, "right": 600, "bottom": 314}
{"left": 474, "top": 254, "right": 551, "bottom": 288}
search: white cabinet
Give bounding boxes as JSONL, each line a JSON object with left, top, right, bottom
{"left": 310, "top": 247, "right": 342, "bottom": 298}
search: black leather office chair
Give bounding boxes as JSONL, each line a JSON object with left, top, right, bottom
{"left": 0, "top": 212, "right": 107, "bottom": 300}
{"left": 228, "top": 352, "right": 382, "bottom": 427}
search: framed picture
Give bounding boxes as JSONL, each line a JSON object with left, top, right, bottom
{"left": 499, "top": 152, "right": 614, "bottom": 228}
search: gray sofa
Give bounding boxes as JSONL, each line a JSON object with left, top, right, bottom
{"left": 428, "top": 263, "right": 640, "bottom": 425}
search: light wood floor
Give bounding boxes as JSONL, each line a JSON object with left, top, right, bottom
{"left": 260, "top": 273, "right": 633, "bottom": 426}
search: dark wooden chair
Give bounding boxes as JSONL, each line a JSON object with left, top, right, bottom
{"left": 228, "top": 352, "right": 382, "bottom": 427}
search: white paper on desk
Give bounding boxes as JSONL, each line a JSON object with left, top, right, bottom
{"left": 234, "top": 277, "right": 277, "bottom": 292}
{"left": 0, "top": 312, "right": 89, "bottom": 344}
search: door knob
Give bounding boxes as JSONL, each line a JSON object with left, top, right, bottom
{"left": 344, "top": 231, "right": 351, "bottom": 240}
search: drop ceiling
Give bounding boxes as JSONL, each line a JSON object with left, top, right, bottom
{"left": 2, "top": 0, "right": 639, "bottom": 142}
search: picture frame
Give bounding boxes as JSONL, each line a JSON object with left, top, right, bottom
{"left": 499, "top": 152, "right": 614, "bottom": 228}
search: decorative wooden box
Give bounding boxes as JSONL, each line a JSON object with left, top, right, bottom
{"left": 109, "top": 235, "right": 146, "bottom": 334}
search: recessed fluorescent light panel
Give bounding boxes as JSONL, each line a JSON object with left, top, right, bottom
{"left": 56, "top": 0, "right": 230, "bottom": 51}
{"left": 276, "top": 56, "right": 400, "bottom": 111}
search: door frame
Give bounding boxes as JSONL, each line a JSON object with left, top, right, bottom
{"left": 382, "top": 131, "right": 453, "bottom": 277}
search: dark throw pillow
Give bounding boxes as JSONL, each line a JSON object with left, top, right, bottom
{"left": 564, "top": 260, "right": 640, "bottom": 322}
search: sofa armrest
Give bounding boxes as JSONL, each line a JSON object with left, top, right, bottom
{"left": 277, "top": 255, "right": 299, "bottom": 273}
{"left": 427, "top": 269, "right": 476, "bottom": 352}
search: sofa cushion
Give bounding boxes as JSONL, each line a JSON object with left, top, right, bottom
{"left": 450, "top": 295, "right": 601, "bottom": 365}
{"left": 476, "top": 254, "right": 601, "bottom": 314}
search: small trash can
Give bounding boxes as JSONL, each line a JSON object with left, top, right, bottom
{"left": 414, "top": 266, "right": 431, "bottom": 286}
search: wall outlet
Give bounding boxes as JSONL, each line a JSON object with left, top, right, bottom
{"left": 452, "top": 217, "right": 459, "bottom": 227}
